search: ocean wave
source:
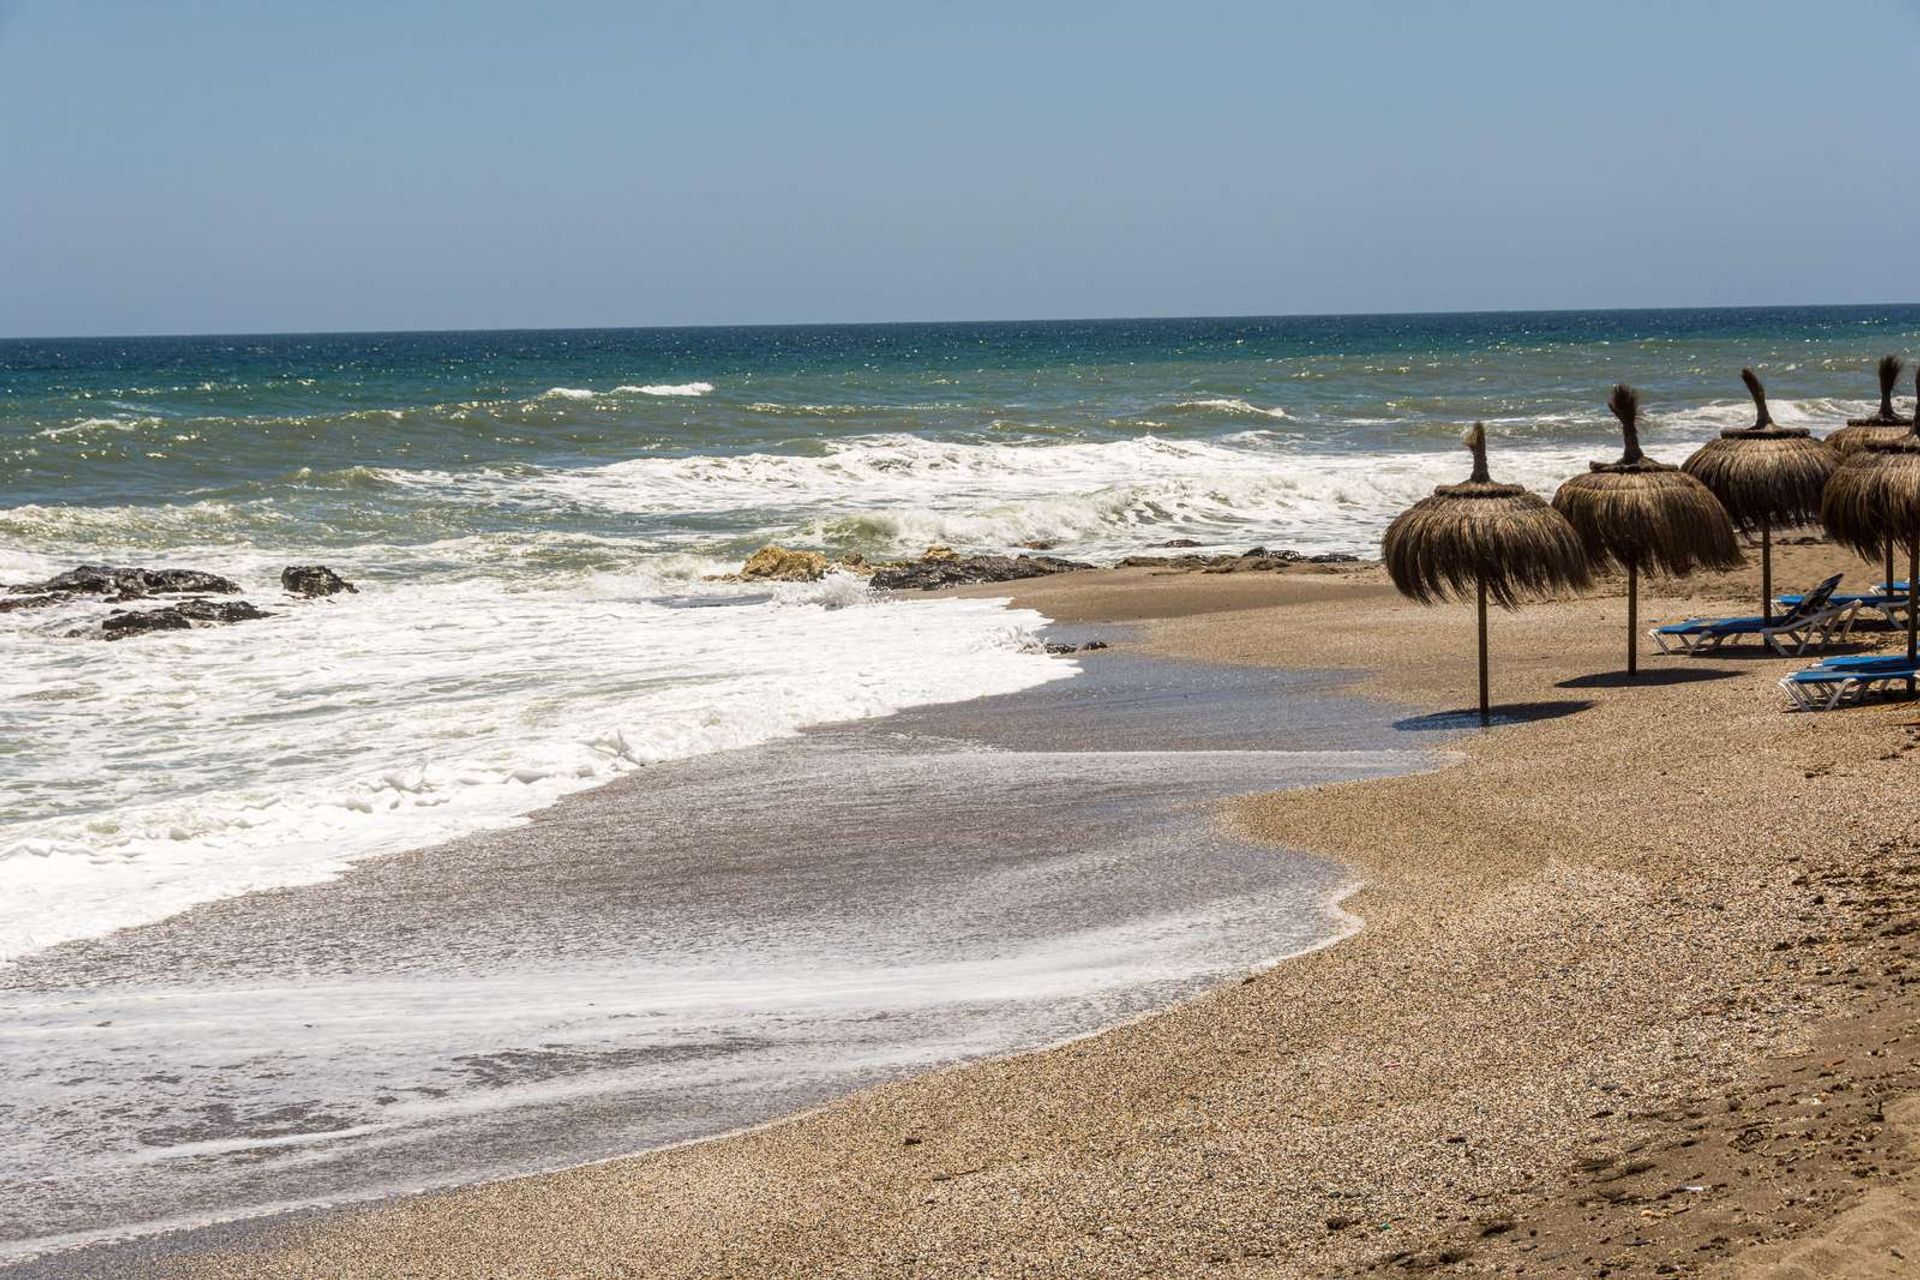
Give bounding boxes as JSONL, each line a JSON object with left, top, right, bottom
{"left": 613, "top": 381, "right": 715, "bottom": 397}
{"left": 1170, "top": 397, "right": 1292, "bottom": 419}
{"left": 500, "top": 430, "right": 1646, "bottom": 561}
{"left": 0, "top": 582, "right": 1066, "bottom": 961}
{"left": 538, "top": 387, "right": 599, "bottom": 401}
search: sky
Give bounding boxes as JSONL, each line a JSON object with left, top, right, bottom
{"left": 3, "top": 0, "right": 1918, "bottom": 337}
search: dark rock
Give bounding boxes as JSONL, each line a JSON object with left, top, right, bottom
{"left": 1042, "top": 639, "right": 1110, "bottom": 656}
{"left": 1309, "top": 552, "right": 1362, "bottom": 564}
{"left": 870, "top": 553, "right": 1092, "bottom": 592}
{"left": 100, "top": 599, "right": 272, "bottom": 641}
{"left": 0, "top": 593, "right": 69, "bottom": 613}
{"left": 281, "top": 565, "right": 359, "bottom": 598}
{"left": 100, "top": 609, "right": 194, "bottom": 640}
{"left": 1115, "top": 556, "right": 1171, "bottom": 568}
{"left": 8, "top": 565, "right": 241, "bottom": 598}
{"left": 1155, "top": 538, "right": 1204, "bottom": 548}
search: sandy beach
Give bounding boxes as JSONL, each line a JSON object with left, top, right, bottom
{"left": 100, "top": 540, "right": 1917, "bottom": 1279}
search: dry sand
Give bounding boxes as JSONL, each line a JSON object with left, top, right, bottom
{"left": 160, "top": 543, "right": 1920, "bottom": 1278}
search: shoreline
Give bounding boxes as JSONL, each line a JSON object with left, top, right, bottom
{"left": 21, "top": 544, "right": 1920, "bottom": 1277}
{"left": 129, "top": 544, "right": 1920, "bottom": 1279}
{"left": 3, "top": 637, "right": 1431, "bottom": 1275}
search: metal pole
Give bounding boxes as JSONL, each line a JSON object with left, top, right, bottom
{"left": 1908, "top": 540, "right": 1917, "bottom": 672}
{"left": 1477, "top": 578, "right": 1490, "bottom": 727}
{"left": 1627, "top": 560, "right": 1638, "bottom": 675}
{"left": 1760, "top": 513, "right": 1773, "bottom": 627}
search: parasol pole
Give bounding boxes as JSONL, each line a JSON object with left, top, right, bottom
{"left": 1477, "top": 577, "right": 1490, "bottom": 727}
{"left": 1760, "top": 512, "right": 1772, "bottom": 626}
{"left": 1626, "top": 560, "right": 1638, "bottom": 675}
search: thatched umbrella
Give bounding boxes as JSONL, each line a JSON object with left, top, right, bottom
{"left": 1383, "top": 423, "right": 1591, "bottom": 725}
{"left": 1821, "top": 389, "right": 1920, "bottom": 676}
{"left": 1553, "top": 385, "right": 1742, "bottom": 674}
{"left": 1831, "top": 356, "right": 1914, "bottom": 443}
{"left": 1682, "top": 370, "right": 1840, "bottom": 625}
{"left": 1828, "top": 356, "right": 1912, "bottom": 589}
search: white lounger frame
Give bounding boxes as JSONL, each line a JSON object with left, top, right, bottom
{"left": 1651, "top": 601, "right": 1860, "bottom": 657}
{"left": 1780, "top": 665, "right": 1920, "bottom": 712}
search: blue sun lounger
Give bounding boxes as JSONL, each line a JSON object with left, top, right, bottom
{"left": 1777, "top": 589, "right": 1911, "bottom": 625}
{"left": 1780, "top": 654, "right": 1920, "bottom": 711}
{"left": 1651, "top": 575, "right": 1858, "bottom": 656}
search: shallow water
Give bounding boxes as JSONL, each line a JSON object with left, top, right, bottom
{"left": 4, "top": 308, "right": 1916, "bottom": 959}
{"left": 0, "top": 651, "right": 1440, "bottom": 1269}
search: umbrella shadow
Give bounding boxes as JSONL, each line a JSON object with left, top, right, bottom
{"left": 1557, "top": 668, "right": 1741, "bottom": 689}
{"left": 1671, "top": 641, "right": 1880, "bottom": 662}
{"left": 1392, "top": 700, "right": 1594, "bottom": 732}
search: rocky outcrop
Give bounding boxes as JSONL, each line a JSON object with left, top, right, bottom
{"left": 6, "top": 565, "right": 241, "bottom": 599}
{"left": 1043, "top": 639, "right": 1110, "bottom": 655}
{"left": 870, "top": 553, "right": 1092, "bottom": 591}
{"left": 98, "top": 599, "right": 272, "bottom": 641}
{"left": 738, "top": 546, "right": 830, "bottom": 582}
{"left": 281, "top": 565, "right": 358, "bottom": 597}
{"left": 1116, "top": 547, "right": 1362, "bottom": 572}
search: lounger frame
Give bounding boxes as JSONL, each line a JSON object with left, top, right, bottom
{"left": 1651, "top": 600, "right": 1860, "bottom": 657}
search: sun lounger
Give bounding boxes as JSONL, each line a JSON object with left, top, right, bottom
{"left": 1776, "top": 590, "right": 1910, "bottom": 624}
{"left": 1651, "top": 574, "right": 1857, "bottom": 656}
{"left": 1779, "top": 658, "right": 1920, "bottom": 711}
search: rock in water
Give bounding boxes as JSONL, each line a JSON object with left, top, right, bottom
{"left": 281, "top": 565, "right": 359, "bottom": 597}
{"left": 738, "top": 545, "right": 829, "bottom": 582}
{"left": 99, "top": 599, "right": 271, "bottom": 641}
{"left": 7, "top": 565, "right": 241, "bottom": 598}
{"left": 869, "top": 553, "right": 1092, "bottom": 591}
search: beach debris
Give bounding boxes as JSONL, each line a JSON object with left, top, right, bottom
{"left": 96, "top": 599, "right": 272, "bottom": 641}
{"left": 1382, "top": 423, "right": 1591, "bottom": 725}
{"left": 1042, "top": 639, "right": 1109, "bottom": 655}
{"left": 280, "top": 565, "right": 358, "bottom": 597}
{"left": 6, "top": 564, "right": 241, "bottom": 600}
{"left": 1682, "top": 370, "right": 1839, "bottom": 625}
{"left": 870, "top": 552, "right": 1091, "bottom": 591}
{"left": 1552, "top": 385, "right": 1742, "bottom": 674}
{"left": 737, "top": 545, "right": 830, "bottom": 582}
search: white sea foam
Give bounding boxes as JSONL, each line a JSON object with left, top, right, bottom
{"left": 487, "top": 429, "right": 1696, "bottom": 560}
{"left": 613, "top": 381, "right": 715, "bottom": 397}
{"left": 1176, "top": 397, "right": 1292, "bottom": 419}
{"left": 536, "top": 382, "right": 714, "bottom": 403}
{"left": 0, "top": 571, "right": 1070, "bottom": 962}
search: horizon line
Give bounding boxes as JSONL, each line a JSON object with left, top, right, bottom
{"left": 3, "top": 297, "right": 1920, "bottom": 343}
{"left": 5, "top": 300, "right": 1920, "bottom": 346}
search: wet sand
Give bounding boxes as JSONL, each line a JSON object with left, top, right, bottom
{"left": 39, "top": 542, "right": 1920, "bottom": 1277}
{"left": 3, "top": 650, "right": 1433, "bottom": 1273}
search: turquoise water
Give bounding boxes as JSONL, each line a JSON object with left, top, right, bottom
{"left": 2, "top": 306, "right": 1916, "bottom": 962}
{"left": 6, "top": 306, "right": 1918, "bottom": 560}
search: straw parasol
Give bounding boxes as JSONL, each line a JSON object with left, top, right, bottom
{"left": 1823, "top": 370, "right": 1920, "bottom": 675}
{"left": 1553, "top": 385, "right": 1742, "bottom": 674}
{"left": 1828, "top": 356, "right": 1913, "bottom": 591}
{"left": 1383, "top": 423, "right": 1591, "bottom": 725}
{"left": 1681, "top": 369, "right": 1840, "bottom": 625}
{"left": 1831, "top": 355, "right": 1913, "bottom": 442}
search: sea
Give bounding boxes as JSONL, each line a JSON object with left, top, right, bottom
{"left": 3, "top": 306, "right": 1917, "bottom": 964}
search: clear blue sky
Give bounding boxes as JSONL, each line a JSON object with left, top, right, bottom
{"left": 4, "top": 0, "right": 1917, "bottom": 337}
